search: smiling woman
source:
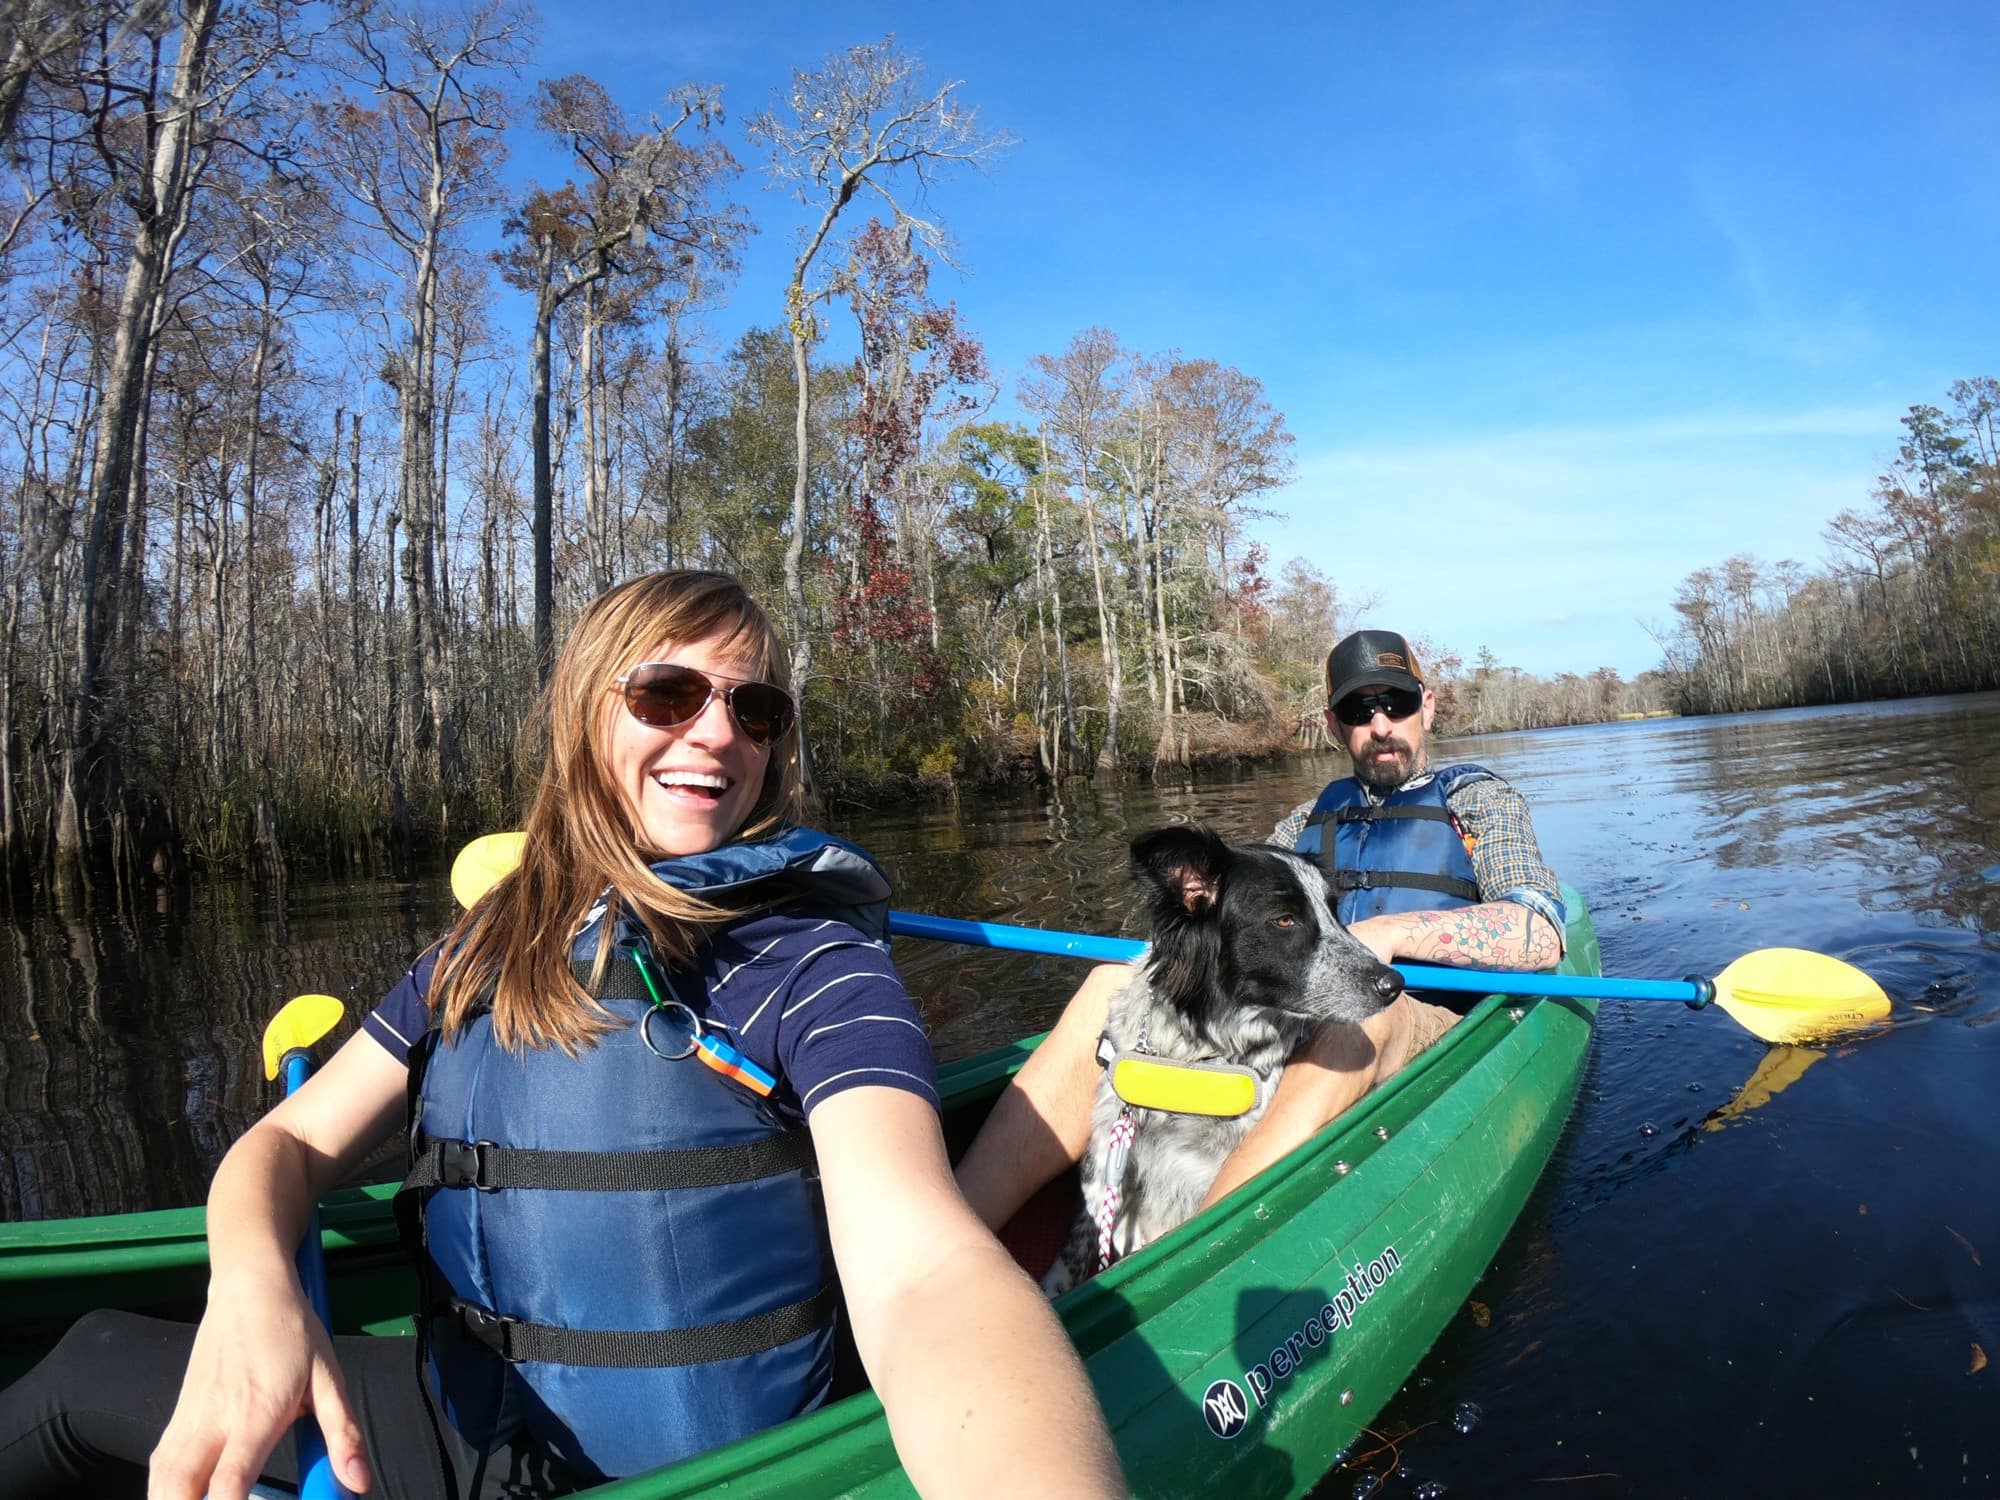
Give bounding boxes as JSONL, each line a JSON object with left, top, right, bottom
{"left": 0, "top": 570, "right": 1123, "bottom": 1500}
{"left": 606, "top": 650, "right": 791, "bottom": 861}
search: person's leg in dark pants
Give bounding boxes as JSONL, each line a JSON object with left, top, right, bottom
{"left": 0, "top": 1309, "right": 491, "bottom": 1499}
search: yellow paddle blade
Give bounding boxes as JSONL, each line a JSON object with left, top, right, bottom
{"left": 451, "top": 830, "right": 526, "bottom": 909}
{"left": 1712, "top": 947, "right": 1891, "bottom": 1045}
{"left": 262, "top": 993, "right": 346, "bottom": 1080}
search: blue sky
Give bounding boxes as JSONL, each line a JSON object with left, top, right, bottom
{"left": 530, "top": 1, "right": 1999, "bottom": 678}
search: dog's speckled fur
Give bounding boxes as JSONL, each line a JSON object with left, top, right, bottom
{"left": 1042, "top": 826, "right": 1405, "bottom": 1296}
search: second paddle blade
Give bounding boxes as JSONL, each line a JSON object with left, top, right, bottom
{"left": 1712, "top": 947, "right": 1891, "bottom": 1044}
{"left": 262, "top": 993, "right": 347, "bottom": 1080}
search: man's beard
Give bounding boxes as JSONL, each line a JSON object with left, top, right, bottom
{"left": 1353, "top": 740, "right": 1419, "bottom": 791}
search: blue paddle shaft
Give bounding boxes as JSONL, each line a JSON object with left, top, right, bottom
{"left": 888, "top": 911, "right": 1148, "bottom": 964}
{"left": 883, "top": 910, "right": 1704, "bottom": 1004}
{"left": 279, "top": 1051, "right": 348, "bottom": 1500}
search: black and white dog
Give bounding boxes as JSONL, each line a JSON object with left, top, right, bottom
{"left": 1042, "top": 824, "right": 1406, "bottom": 1296}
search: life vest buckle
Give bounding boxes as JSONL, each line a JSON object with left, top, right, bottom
{"left": 450, "top": 1297, "right": 526, "bottom": 1360}
{"left": 436, "top": 1138, "right": 503, "bottom": 1191}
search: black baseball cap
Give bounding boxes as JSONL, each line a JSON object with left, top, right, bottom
{"left": 1325, "top": 629, "right": 1426, "bottom": 706}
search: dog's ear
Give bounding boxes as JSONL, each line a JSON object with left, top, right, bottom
{"left": 1131, "top": 825, "right": 1231, "bottom": 916}
{"left": 1131, "top": 826, "right": 1229, "bottom": 1019}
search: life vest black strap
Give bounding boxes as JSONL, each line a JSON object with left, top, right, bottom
{"left": 1332, "top": 869, "right": 1482, "bottom": 901}
{"left": 1309, "top": 804, "right": 1459, "bottom": 830}
{"left": 445, "top": 1282, "right": 838, "bottom": 1368}
{"left": 403, "top": 1130, "right": 815, "bottom": 1193}
{"left": 1329, "top": 804, "right": 1456, "bottom": 825}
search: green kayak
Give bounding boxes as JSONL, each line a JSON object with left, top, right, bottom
{"left": 0, "top": 886, "right": 1602, "bottom": 1498}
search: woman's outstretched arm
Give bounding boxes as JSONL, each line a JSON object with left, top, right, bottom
{"left": 813, "top": 1086, "right": 1125, "bottom": 1499}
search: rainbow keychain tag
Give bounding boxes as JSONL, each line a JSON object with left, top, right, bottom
{"left": 691, "top": 1030, "right": 777, "bottom": 1097}
{"left": 631, "top": 948, "right": 777, "bottom": 1097}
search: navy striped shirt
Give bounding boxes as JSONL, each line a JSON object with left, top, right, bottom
{"left": 363, "top": 907, "right": 938, "bottom": 1123}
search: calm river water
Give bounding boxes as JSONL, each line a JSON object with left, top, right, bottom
{"left": 3, "top": 696, "right": 1998, "bottom": 1496}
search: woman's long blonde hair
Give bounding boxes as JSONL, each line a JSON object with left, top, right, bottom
{"left": 431, "top": 570, "right": 804, "bottom": 1051}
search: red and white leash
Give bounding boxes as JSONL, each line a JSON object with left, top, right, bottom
{"left": 1093, "top": 1011, "right": 1153, "bottom": 1272}
{"left": 1093, "top": 1108, "right": 1137, "bottom": 1271}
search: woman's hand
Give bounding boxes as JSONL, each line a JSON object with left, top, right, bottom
{"left": 148, "top": 1265, "right": 370, "bottom": 1500}
{"left": 149, "top": 1029, "right": 408, "bottom": 1499}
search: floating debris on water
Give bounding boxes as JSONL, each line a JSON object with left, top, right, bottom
{"left": 1452, "top": 1400, "right": 1484, "bottom": 1435}
{"left": 1639, "top": 1122, "right": 1659, "bottom": 1137}
{"left": 1687, "top": 1082, "right": 1704, "bottom": 1093}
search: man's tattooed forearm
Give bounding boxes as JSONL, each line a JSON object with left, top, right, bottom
{"left": 1399, "top": 903, "right": 1559, "bottom": 968}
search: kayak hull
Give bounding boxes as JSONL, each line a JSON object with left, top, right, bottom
{"left": 0, "top": 886, "right": 1602, "bottom": 1498}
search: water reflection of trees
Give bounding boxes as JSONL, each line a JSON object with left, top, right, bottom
{"left": 7, "top": 709, "right": 1992, "bottom": 1224}
{"left": 0, "top": 881, "right": 452, "bottom": 1220}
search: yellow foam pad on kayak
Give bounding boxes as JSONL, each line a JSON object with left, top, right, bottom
{"left": 1108, "top": 1054, "right": 1259, "bottom": 1117}
{"left": 451, "top": 830, "right": 527, "bottom": 908}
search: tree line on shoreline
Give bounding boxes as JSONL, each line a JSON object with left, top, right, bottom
{"left": 1655, "top": 384, "right": 2000, "bottom": 715}
{"left": 0, "top": 2, "right": 1906, "bottom": 907}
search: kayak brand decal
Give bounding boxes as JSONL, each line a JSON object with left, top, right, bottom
{"left": 1201, "top": 1245, "right": 1405, "bottom": 1439}
{"left": 1201, "top": 1378, "right": 1249, "bottom": 1439}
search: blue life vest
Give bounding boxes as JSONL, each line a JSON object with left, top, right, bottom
{"left": 1291, "top": 765, "right": 1491, "bottom": 925}
{"left": 398, "top": 828, "right": 891, "bottom": 1482}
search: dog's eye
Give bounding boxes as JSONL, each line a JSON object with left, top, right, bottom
{"left": 1270, "top": 914, "right": 1297, "bottom": 929}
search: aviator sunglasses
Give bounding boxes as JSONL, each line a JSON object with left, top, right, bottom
{"left": 1331, "top": 686, "right": 1425, "bottom": 728}
{"left": 615, "top": 662, "right": 797, "bottom": 748}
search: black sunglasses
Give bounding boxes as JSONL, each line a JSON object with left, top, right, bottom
{"left": 1331, "top": 686, "right": 1424, "bottom": 727}
{"left": 615, "top": 662, "right": 797, "bottom": 748}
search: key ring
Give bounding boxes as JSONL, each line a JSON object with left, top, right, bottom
{"left": 641, "top": 998, "right": 703, "bottom": 1061}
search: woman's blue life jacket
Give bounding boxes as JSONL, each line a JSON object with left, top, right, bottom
{"left": 1291, "top": 764, "right": 1492, "bottom": 925}
{"left": 396, "top": 828, "right": 893, "bottom": 1482}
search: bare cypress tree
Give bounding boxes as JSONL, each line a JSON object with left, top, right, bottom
{"left": 50, "top": 0, "right": 299, "bottom": 893}
{"left": 499, "top": 73, "right": 743, "bottom": 680}
{"left": 747, "top": 36, "right": 1008, "bottom": 787}
{"left": 316, "top": 0, "right": 527, "bottom": 842}
{"left": 1022, "top": 330, "right": 1127, "bottom": 771}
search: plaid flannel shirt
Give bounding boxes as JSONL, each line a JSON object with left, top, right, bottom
{"left": 1270, "top": 763, "right": 1566, "bottom": 945}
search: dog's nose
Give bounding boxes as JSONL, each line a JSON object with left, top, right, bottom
{"left": 1374, "top": 968, "right": 1404, "bottom": 1001}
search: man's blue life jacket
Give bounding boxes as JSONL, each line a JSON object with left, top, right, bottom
{"left": 1292, "top": 765, "right": 1491, "bottom": 925}
{"left": 397, "top": 828, "right": 891, "bottom": 1481}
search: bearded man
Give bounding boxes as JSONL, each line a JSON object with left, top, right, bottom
{"left": 955, "top": 629, "right": 1566, "bottom": 1228}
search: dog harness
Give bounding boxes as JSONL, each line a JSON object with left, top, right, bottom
{"left": 1093, "top": 1037, "right": 1259, "bottom": 1117}
{"left": 1090, "top": 1014, "right": 1265, "bottom": 1270}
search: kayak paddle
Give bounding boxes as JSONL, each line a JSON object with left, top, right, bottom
{"left": 260, "top": 994, "right": 352, "bottom": 1500}
{"left": 447, "top": 835, "right": 1890, "bottom": 1044}
{"left": 887, "top": 912, "right": 1890, "bottom": 1045}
